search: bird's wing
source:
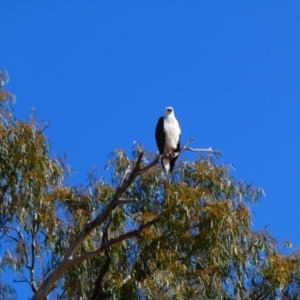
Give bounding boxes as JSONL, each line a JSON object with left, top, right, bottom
{"left": 175, "top": 136, "right": 181, "bottom": 152}
{"left": 155, "top": 117, "right": 165, "bottom": 154}
{"left": 175, "top": 120, "right": 181, "bottom": 152}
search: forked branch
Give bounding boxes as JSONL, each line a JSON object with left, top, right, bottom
{"left": 33, "top": 152, "right": 159, "bottom": 300}
{"left": 71, "top": 217, "right": 161, "bottom": 265}
{"left": 178, "top": 138, "right": 221, "bottom": 157}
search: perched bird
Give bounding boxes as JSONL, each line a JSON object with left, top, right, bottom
{"left": 155, "top": 107, "right": 181, "bottom": 173}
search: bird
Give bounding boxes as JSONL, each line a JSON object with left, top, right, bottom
{"left": 155, "top": 107, "right": 181, "bottom": 173}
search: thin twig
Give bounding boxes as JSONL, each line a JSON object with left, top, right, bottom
{"left": 178, "top": 138, "right": 221, "bottom": 156}
{"left": 116, "top": 199, "right": 137, "bottom": 205}
{"left": 14, "top": 278, "right": 30, "bottom": 284}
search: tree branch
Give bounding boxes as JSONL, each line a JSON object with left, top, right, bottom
{"left": 178, "top": 138, "right": 221, "bottom": 157}
{"left": 156, "top": 138, "right": 220, "bottom": 161}
{"left": 72, "top": 217, "right": 161, "bottom": 265}
{"left": 29, "top": 226, "right": 38, "bottom": 293}
{"left": 116, "top": 199, "right": 137, "bottom": 205}
{"left": 91, "top": 216, "right": 112, "bottom": 300}
{"left": 120, "top": 164, "right": 132, "bottom": 185}
{"left": 32, "top": 150, "right": 161, "bottom": 300}
{"left": 33, "top": 218, "right": 160, "bottom": 299}
{"left": 135, "top": 151, "right": 144, "bottom": 170}
{"left": 33, "top": 139, "right": 215, "bottom": 299}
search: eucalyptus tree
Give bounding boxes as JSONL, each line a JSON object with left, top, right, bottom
{"left": 1, "top": 69, "right": 300, "bottom": 300}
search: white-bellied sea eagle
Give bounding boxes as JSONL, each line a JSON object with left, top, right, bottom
{"left": 155, "top": 107, "right": 181, "bottom": 173}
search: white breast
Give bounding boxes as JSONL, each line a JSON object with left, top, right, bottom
{"left": 163, "top": 116, "right": 181, "bottom": 152}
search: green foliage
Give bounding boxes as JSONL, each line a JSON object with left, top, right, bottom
{"left": 1, "top": 69, "right": 300, "bottom": 299}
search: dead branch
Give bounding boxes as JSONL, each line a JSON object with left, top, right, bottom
{"left": 156, "top": 138, "right": 220, "bottom": 160}
{"left": 178, "top": 138, "right": 221, "bottom": 157}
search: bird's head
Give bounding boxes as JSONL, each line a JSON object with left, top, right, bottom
{"left": 164, "top": 107, "right": 174, "bottom": 117}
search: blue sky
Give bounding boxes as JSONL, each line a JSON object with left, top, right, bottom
{"left": 2, "top": 1, "right": 300, "bottom": 298}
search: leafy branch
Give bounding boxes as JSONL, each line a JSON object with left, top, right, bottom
{"left": 32, "top": 139, "right": 216, "bottom": 299}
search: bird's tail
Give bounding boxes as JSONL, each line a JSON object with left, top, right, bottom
{"left": 161, "top": 158, "right": 170, "bottom": 173}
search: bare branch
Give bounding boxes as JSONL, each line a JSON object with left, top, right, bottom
{"left": 155, "top": 138, "right": 220, "bottom": 160}
{"left": 14, "top": 278, "right": 29, "bottom": 284}
{"left": 184, "top": 147, "right": 213, "bottom": 153}
{"left": 135, "top": 151, "right": 144, "bottom": 170}
{"left": 120, "top": 164, "right": 132, "bottom": 185}
{"left": 184, "top": 147, "right": 221, "bottom": 156}
{"left": 29, "top": 226, "right": 38, "bottom": 293}
{"left": 182, "top": 137, "right": 195, "bottom": 148}
{"left": 178, "top": 138, "right": 221, "bottom": 156}
{"left": 2, "top": 232, "right": 19, "bottom": 244}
